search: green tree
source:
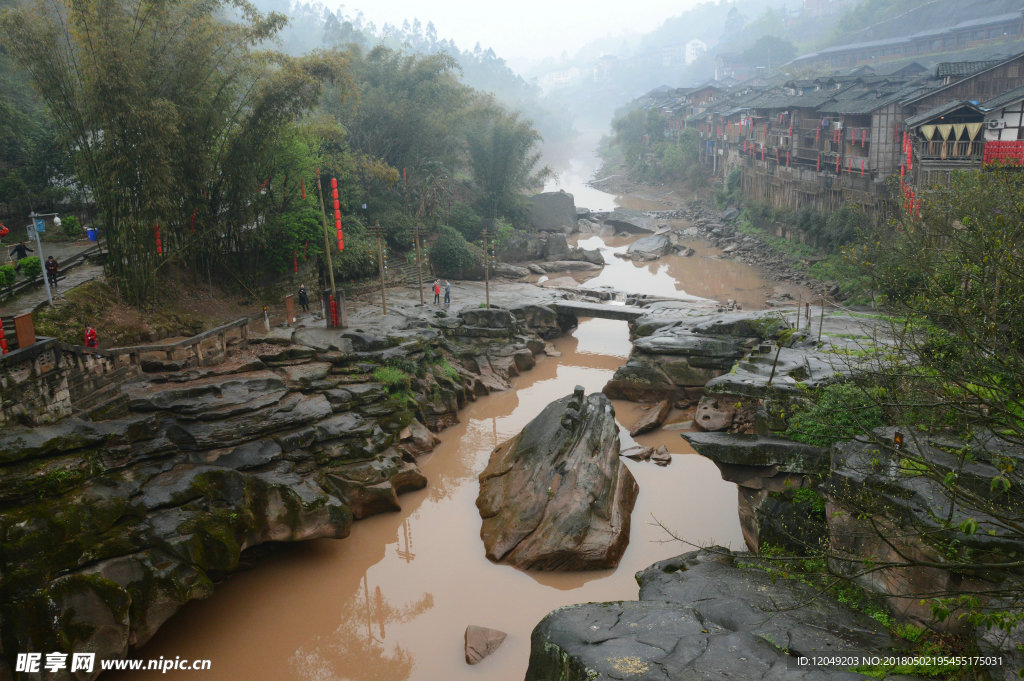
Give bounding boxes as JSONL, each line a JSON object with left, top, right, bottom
{"left": 1, "top": 0, "right": 349, "bottom": 303}
{"left": 741, "top": 35, "right": 797, "bottom": 70}
{"left": 464, "top": 104, "right": 550, "bottom": 221}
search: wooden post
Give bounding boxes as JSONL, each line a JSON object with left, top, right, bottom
{"left": 482, "top": 224, "right": 491, "bottom": 309}
{"left": 413, "top": 224, "right": 424, "bottom": 306}
{"left": 818, "top": 297, "right": 825, "bottom": 343}
{"left": 316, "top": 170, "right": 342, "bottom": 327}
{"left": 373, "top": 221, "right": 387, "bottom": 315}
{"left": 13, "top": 313, "right": 35, "bottom": 349}
{"left": 284, "top": 294, "right": 296, "bottom": 326}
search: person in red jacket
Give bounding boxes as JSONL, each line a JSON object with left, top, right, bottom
{"left": 84, "top": 325, "right": 98, "bottom": 349}
{"left": 0, "top": 222, "right": 8, "bottom": 244}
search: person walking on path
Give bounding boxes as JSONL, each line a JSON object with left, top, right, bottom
{"left": 432, "top": 279, "right": 441, "bottom": 304}
{"left": 298, "top": 284, "right": 310, "bottom": 312}
{"left": 9, "top": 241, "right": 32, "bottom": 272}
{"left": 443, "top": 280, "right": 451, "bottom": 305}
{"left": 45, "top": 256, "right": 59, "bottom": 289}
{"left": 84, "top": 325, "right": 98, "bottom": 350}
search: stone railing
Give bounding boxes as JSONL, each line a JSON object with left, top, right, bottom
{"left": 0, "top": 317, "right": 250, "bottom": 425}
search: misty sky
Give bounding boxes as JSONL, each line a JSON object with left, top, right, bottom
{"left": 326, "top": 0, "right": 703, "bottom": 64}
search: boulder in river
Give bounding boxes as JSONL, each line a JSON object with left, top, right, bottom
{"left": 625, "top": 232, "right": 672, "bottom": 260}
{"left": 525, "top": 548, "right": 915, "bottom": 681}
{"left": 603, "top": 208, "right": 656, "bottom": 233}
{"left": 476, "top": 386, "right": 638, "bottom": 570}
{"left": 628, "top": 398, "right": 671, "bottom": 436}
{"left": 528, "top": 191, "right": 577, "bottom": 233}
{"left": 464, "top": 624, "right": 507, "bottom": 664}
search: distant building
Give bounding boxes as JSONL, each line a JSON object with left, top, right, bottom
{"left": 686, "top": 39, "right": 708, "bottom": 65}
{"left": 539, "top": 67, "right": 582, "bottom": 92}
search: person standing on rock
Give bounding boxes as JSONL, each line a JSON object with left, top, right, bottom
{"left": 433, "top": 279, "right": 441, "bottom": 304}
{"left": 298, "top": 284, "right": 309, "bottom": 312}
{"left": 443, "top": 280, "right": 451, "bottom": 306}
{"left": 45, "top": 256, "right": 59, "bottom": 289}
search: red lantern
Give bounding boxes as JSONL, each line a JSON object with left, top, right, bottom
{"left": 0, "top": 323, "right": 8, "bottom": 354}
{"left": 816, "top": 155, "right": 820, "bottom": 171}
{"left": 155, "top": 223, "right": 162, "bottom": 255}
{"left": 860, "top": 159, "right": 865, "bottom": 176}
{"left": 836, "top": 156, "right": 840, "bottom": 173}
{"left": 786, "top": 151, "right": 790, "bottom": 166}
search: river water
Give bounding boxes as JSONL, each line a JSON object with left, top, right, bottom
{"left": 112, "top": 177, "right": 796, "bottom": 681}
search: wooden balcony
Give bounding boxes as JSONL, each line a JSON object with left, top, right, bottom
{"left": 916, "top": 140, "right": 984, "bottom": 161}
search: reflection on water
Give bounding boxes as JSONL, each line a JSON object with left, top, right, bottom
{"left": 113, "top": 318, "right": 743, "bottom": 681}
{"left": 575, "top": 235, "right": 778, "bottom": 310}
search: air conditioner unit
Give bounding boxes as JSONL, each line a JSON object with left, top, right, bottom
{"left": 986, "top": 119, "right": 1001, "bottom": 129}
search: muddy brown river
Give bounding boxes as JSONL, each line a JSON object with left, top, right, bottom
{"left": 111, "top": 233, "right": 802, "bottom": 681}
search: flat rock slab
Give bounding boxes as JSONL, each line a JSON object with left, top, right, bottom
{"left": 477, "top": 389, "right": 638, "bottom": 570}
{"left": 526, "top": 548, "right": 918, "bottom": 681}
{"left": 465, "top": 625, "right": 507, "bottom": 664}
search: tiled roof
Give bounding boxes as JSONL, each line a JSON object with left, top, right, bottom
{"left": 936, "top": 60, "right": 1003, "bottom": 78}
{"left": 905, "top": 100, "right": 983, "bottom": 127}
{"left": 981, "top": 84, "right": 1024, "bottom": 110}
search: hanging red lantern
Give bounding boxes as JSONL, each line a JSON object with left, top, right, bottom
{"left": 786, "top": 151, "right": 790, "bottom": 166}
{"left": 861, "top": 130, "right": 866, "bottom": 147}
{"left": 815, "top": 127, "right": 820, "bottom": 143}
{"left": 817, "top": 155, "right": 820, "bottom": 171}
{"left": 861, "top": 159, "right": 865, "bottom": 176}
{"left": 836, "top": 156, "right": 840, "bottom": 172}
{"left": 155, "top": 223, "right": 162, "bottom": 255}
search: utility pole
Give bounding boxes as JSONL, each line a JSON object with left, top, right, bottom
{"left": 315, "top": 170, "right": 343, "bottom": 328}
{"left": 371, "top": 221, "right": 387, "bottom": 315}
{"left": 412, "top": 224, "right": 424, "bottom": 306}
{"left": 27, "top": 212, "right": 59, "bottom": 306}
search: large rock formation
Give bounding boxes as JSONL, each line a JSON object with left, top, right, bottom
{"left": 476, "top": 387, "right": 638, "bottom": 570}
{"left": 0, "top": 302, "right": 566, "bottom": 680}
{"left": 528, "top": 191, "right": 577, "bottom": 233}
{"left": 526, "top": 548, "right": 920, "bottom": 681}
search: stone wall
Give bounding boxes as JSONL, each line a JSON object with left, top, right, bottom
{"left": 0, "top": 340, "right": 72, "bottom": 425}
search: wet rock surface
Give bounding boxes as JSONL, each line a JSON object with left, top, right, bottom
{"left": 464, "top": 625, "right": 507, "bottom": 665}
{"left": 525, "top": 548, "right": 920, "bottom": 681}
{"left": 477, "top": 388, "right": 638, "bottom": 570}
{"left": 0, "top": 299, "right": 570, "bottom": 679}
